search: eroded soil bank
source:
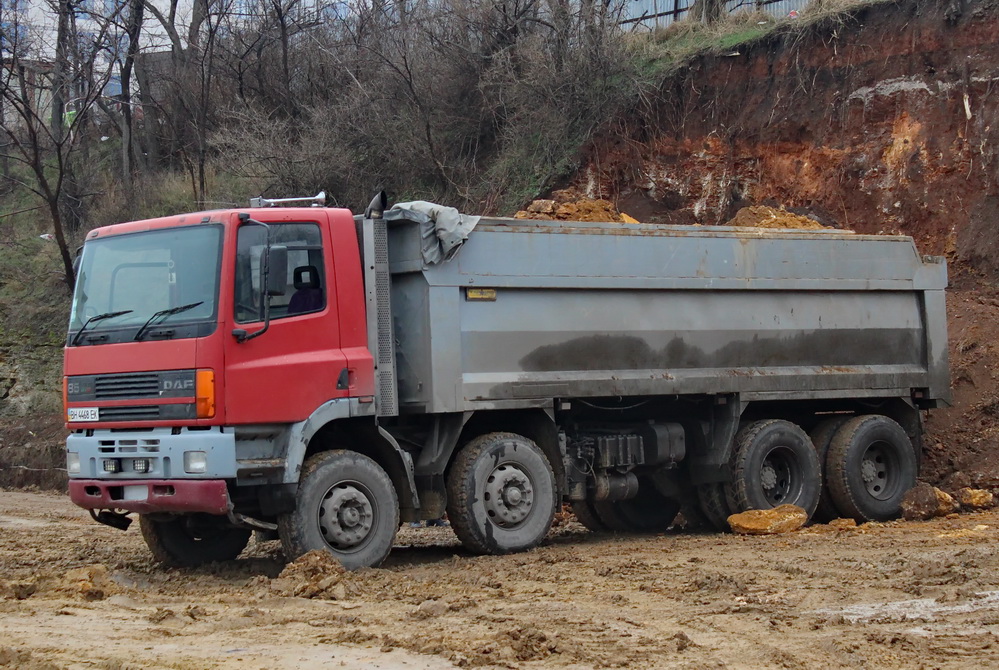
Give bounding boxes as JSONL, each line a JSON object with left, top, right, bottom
{"left": 583, "top": 0, "right": 999, "bottom": 267}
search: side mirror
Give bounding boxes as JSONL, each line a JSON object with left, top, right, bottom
{"left": 266, "top": 245, "right": 288, "bottom": 296}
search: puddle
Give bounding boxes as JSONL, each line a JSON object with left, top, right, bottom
{"left": 813, "top": 590, "right": 999, "bottom": 623}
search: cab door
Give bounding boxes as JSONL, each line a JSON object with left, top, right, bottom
{"left": 222, "top": 213, "right": 347, "bottom": 424}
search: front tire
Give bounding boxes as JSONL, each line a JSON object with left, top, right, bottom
{"left": 278, "top": 450, "right": 399, "bottom": 569}
{"left": 140, "top": 514, "right": 251, "bottom": 567}
{"left": 446, "top": 432, "right": 557, "bottom": 555}
{"left": 825, "top": 415, "right": 916, "bottom": 522}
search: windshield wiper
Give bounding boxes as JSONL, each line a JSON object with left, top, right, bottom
{"left": 133, "top": 302, "right": 205, "bottom": 342}
{"left": 71, "top": 310, "right": 134, "bottom": 346}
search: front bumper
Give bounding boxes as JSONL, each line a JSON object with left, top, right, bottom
{"left": 67, "top": 426, "right": 237, "bottom": 479}
{"left": 68, "top": 479, "right": 231, "bottom": 515}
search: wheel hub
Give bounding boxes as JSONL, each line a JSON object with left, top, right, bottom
{"left": 318, "top": 484, "right": 374, "bottom": 550}
{"left": 760, "top": 450, "right": 794, "bottom": 504}
{"left": 760, "top": 464, "right": 778, "bottom": 490}
{"left": 861, "top": 443, "right": 893, "bottom": 499}
{"left": 484, "top": 465, "right": 534, "bottom": 527}
{"left": 861, "top": 459, "right": 879, "bottom": 483}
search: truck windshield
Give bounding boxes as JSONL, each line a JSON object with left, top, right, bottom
{"left": 68, "top": 225, "right": 223, "bottom": 345}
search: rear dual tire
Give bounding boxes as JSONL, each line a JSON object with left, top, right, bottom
{"left": 699, "top": 420, "right": 821, "bottom": 531}
{"left": 809, "top": 417, "right": 852, "bottom": 523}
{"left": 825, "top": 415, "right": 916, "bottom": 522}
{"left": 592, "top": 484, "right": 680, "bottom": 533}
{"left": 725, "top": 420, "right": 821, "bottom": 518}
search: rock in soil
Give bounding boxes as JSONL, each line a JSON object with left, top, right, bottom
{"left": 728, "top": 505, "right": 808, "bottom": 534}
{"left": 0, "top": 579, "right": 37, "bottom": 600}
{"left": 902, "top": 482, "right": 952, "bottom": 520}
{"left": 934, "top": 488, "right": 960, "bottom": 516}
{"left": 956, "top": 487, "right": 995, "bottom": 509}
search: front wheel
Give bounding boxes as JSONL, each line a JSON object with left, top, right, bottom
{"left": 278, "top": 450, "right": 399, "bottom": 569}
{"left": 446, "top": 432, "right": 557, "bottom": 555}
{"left": 140, "top": 514, "right": 251, "bottom": 567}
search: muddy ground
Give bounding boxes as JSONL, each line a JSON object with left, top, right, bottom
{"left": 3, "top": 490, "right": 999, "bottom": 669}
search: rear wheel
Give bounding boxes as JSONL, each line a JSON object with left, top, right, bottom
{"left": 278, "top": 450, "right": 399, "bottom": 569}
{"left": 140, "top": 514, "right": 251, "bottom": 568}
{"left": 810, "top": 417, "right": 852, "bottom": 522}
{"left": 446, "top": 432, "right": 557, "bottom": 555}
{"left": 724, "top": 420, "right": 821, "bottom": 518}
{"left": 593, "top": 484, "right": 681, "bottom": 533}
{"left": 676, "top": 500, "right": 711, "bottom": 531}
{"left": 825, "top": 415, "right": 916, "bottom": 522}
{"left": 697, "top": 483, "right": 734, "bottom": 531}
{"left": 570, "top": 501, "right": 608, "bottom": 532}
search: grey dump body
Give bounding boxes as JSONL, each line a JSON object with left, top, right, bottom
{"left": 382, "top": 217, "right": 949, "bottom": 414}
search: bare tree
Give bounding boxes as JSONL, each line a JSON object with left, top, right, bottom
{"left": 0, "top": 0, "right": 120, "bottom": 292}
{"left": 205, "top": 0, "right": 633, "bottom": 212}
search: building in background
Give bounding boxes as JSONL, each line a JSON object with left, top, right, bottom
{"left": 619, "top": 0, "right": 811, "bottom": 28}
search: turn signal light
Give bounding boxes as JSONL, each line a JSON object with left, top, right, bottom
{"left": 195, "top": 369, "right": 215, "bottom": 419}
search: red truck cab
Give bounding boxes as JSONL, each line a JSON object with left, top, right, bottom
{"left": 65, "top": 205, "right": 378, "bottom": 563}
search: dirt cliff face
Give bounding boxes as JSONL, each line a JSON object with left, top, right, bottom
{"left": 583, "top": 0, "right": 999, "bottom": 267}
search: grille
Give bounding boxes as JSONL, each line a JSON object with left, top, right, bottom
{"left": 94, "top": 373, "right": 160, "bottom": 399}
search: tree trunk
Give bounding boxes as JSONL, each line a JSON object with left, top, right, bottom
{"left": 51, "top": 0, "right": 71, "bottom": 143}
{"left": 118, "top": 0, "right": 146, "bottom": 190}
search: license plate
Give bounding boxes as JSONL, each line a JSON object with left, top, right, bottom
{"left": 68, "top": 407, "right": 100, "bottom": 422}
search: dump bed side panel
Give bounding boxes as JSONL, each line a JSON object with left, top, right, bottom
{"left": 387, "top": 219, "right": 949, "bottom": 413}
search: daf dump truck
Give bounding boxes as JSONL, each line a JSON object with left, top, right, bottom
{"left": 63, "top": 193, "right": 950, "bottom": 568}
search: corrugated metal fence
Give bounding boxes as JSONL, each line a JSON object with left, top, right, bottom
{"left": 619, "top": 0, "right": 812, "bottom": 29}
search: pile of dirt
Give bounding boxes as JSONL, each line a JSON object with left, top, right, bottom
{"left": 270, "top": 550, "right": 357, "bottom": 599}
{"left": 513, "top": 194, "right": 831, "bottom": 232}
{"left": 724, "top": 205, "right": 831, "bottom": 230}
{"left": 514, "top": 188, "right": 638, "bottom": 223}
{"left": 0, "top": 564, "right": 116, "bottom": 602}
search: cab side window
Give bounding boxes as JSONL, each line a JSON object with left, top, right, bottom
{"left": 234, "top": 223, "right": 326, "bottom": 323}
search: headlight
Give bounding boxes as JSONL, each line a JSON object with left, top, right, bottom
{"left": 67, "top": 452, "right": 80, "bottom": 474}
{"left": 103, "top": 458, "right": 120, "bottom": 473}
{"left": 132, "top": 458, "right": 150, "bottom": 474}
{"left": 184, "top": 451, "right": 207, "bottom": 474}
